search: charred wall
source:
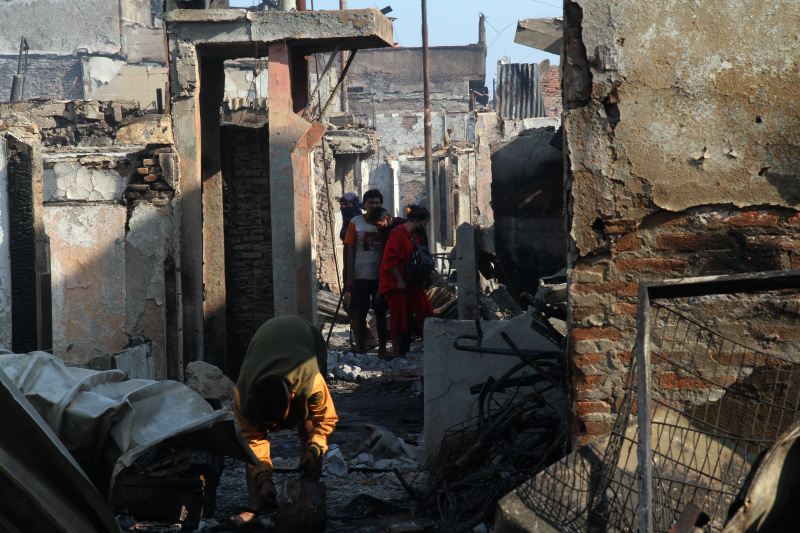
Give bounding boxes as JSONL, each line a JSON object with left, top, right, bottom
{"left": 491, "top": 126, "right": 565, "bottom": 296}
{"left": 0, "top": 56, "right": 84, "bottom": 102}
{"left": 221, "top": 124, "right": 273, "bottom": 379}
{"left": 564, "top": 0, "right": 800, "bottom": 445}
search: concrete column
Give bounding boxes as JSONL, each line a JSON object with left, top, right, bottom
{"left": 200, "top": 57, "right": 226, "bottom": 368}
{"left": 389, "top": 159, "right": 402, "bottom": 216}
{"left": 268, "top": 42, "right": 326, "bottom": 320}
{"left": 0, "top": 137, "right": 11, "bottom": 349}
{"left": 456, "top": 223, "right": 479, "bottom": 320}
{"left": 169, "top": 38, "right": 203, "bottom": 366}
{"left": 474, "top": 111, "right": 500, "bottom": 227}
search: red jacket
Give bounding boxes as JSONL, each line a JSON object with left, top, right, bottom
{"left": 379, "top": 224, "right": 418, "bottom": 292}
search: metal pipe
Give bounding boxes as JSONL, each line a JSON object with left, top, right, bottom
{"left": 422, "top": 0, "right": 434, "bottom": 248}
{"left": 319, "top": 49, "right": 357, "bottom": 121}
{"left": 339, "top": 0, "right": 348, "bottom": 112}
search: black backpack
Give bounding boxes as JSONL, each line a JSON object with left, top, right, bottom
{"left": 404, "top": 233, "right": 435, "bottom": 286}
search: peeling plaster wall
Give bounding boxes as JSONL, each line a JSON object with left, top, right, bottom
{"left": 44, "top": 205, "right": 127, "bottom": 363}
{"left": 0, "top": 138, "right": 11, "bottom": 349}
{"left": 565, "top": 0, "right": 800, "bottom": 445}
{"left": 42, "top": 156, "right": 128, "bottom": 203}
{"left": 125, "top": 203, "right": 175, "bottom": 380}
{"left": 82, "top": 58, "right": 168, "bottom": 111}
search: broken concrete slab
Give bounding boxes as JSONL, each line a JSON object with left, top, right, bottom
{"left": 514, "top": 18, "right": 564, "bottom": 55}
{"left": 87, "top": 341, "right": 154, "bottom": 380}
{"left": 82, "top": 58, "right": 169, "bottom": 112}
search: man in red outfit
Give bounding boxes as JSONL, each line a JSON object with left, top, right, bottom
{"left": 379, "top": 205, "right": 435, "bottom": 358}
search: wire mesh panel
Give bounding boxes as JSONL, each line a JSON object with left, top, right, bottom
{"left": 591, "top": 297, "right": 800, "bottom": 532}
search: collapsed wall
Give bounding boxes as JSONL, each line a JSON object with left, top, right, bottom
{"left": 564, "top": 0, "right": 800, "bottom": 445}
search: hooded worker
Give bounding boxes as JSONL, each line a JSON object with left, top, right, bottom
{"left": 227, "top": 316, "right": 337, "bottom": 529}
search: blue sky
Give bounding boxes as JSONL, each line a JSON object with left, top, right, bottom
{"left": 229, "top": 0, "right": 562, "bottom": 93}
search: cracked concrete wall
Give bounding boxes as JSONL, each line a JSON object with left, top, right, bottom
{"left": 565, "top": 0, "right": 800, "bottom": 445}
{"left": 0, "top": 138, "right": 11, "bottom": 349}
{"left": 424, "top": 312, "right": 566, "bottom": 461}
{"left": 42, "top": 155, "right": 128, "bottom": 203}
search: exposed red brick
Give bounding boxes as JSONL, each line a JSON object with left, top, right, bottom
{"left": 745, "top": 235, "right": 800, "bottom": 251}
{"left": 613, "top": 303, "right": 638, "bottom": 317}
{"left": 656, "top": 234, "right": 736, "bottom": 251}
{"left": 618, "top": 350, "right": 632, "bottom": 365}
{"left": 604, "top": 219, "right": 637, "bottom": 234}
{"left": 572, "top": 327, "right": 623, "bottom": 342}
{"left": 786, "top": 213, "right": 800, "bottom": 226}
{"left": 574, "top": 374, "right": 607, "bottom": 391}
{"left": 582, "top": 420, "right": 614, "bottom": 435}
{"left": 658, "top": 372, "right": 731, "bottom": 389}
{"left": 641, "top": 211, "right": 691, "bottom": 229}
{"left": 791, "top": 254, "right": 800, "bottom": 270}
{"left": 574, "top": 353, "right": 606, "bottom": 368}
{"left": 708, "top": 211, "right": 778, "bottom": 229}
{"left": 573, "top": 281, "right": 638, "bottom": 296}
{"left": 616, "top": 258, "right": 689, "bottom": 274}
{"left": 573, "top": 305, "right": 603, "bottom": 322}
{"left": 616, "top": 234, "right": 643, "bottom": 252}
{"left": 575, "top": 401, "right": 611, "bottom": 418}
{"left": 577, "top": 434, "right": 595, "bottom": 446}
{"left": 699, "top": 255, "right": 782, "bottom": 274}
{"left": 716, "top": 351, "right": 768, "bottom": 366}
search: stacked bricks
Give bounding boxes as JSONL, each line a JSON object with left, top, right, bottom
{"left": 123, "top": 147, "right": 176, "bottom": 211}
{"left": 220, "top": 124, "right": 273, "bottom": 378}
{"left": 541, "top": 67, "right": 562, "bottom": 119}
{"left": 570, "top": 207, "right": 800, "bottom": 446}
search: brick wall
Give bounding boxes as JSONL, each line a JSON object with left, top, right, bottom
{"left": 220, "top": 124, "right": 273, "bottom": 379}
{"left": 570, "top": 210, "right": 800, "bottom": 445}
{"left": 563, "top": 0, "right": 800, "bottom": 447}
{"left": 541, "top": 67, "right": 562, "bottom": 118}
{"left": 0, "top": 56, "right": 83, "bottom": 101}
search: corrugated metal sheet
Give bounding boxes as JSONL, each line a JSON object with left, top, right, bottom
{"left": 496, "top": 63, "right": 546, "bottom": 119}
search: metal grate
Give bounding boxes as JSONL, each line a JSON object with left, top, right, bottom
{"left": 591, "top": 298, "right": 800, "bottom": 532}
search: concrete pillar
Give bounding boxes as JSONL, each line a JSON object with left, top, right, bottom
{"left": 390, "top": 160, "right": 402, "bottom": 217}
{"left": 474, "top": 111, "right": 500, "bottom": 227}
{"left": 200, "top": 57, "right": 226, "bottom": 368}
{"left": 169, "top": 38, "right": 203, "bottom": 367}
{"left": 456, "top": 223, "right": 479, "bottom": 320}
{"left": 268, "top": 42, "right": 326, "bottom": 320}
{"left": 0, "top": 137, "right": 11, "bottom": 349}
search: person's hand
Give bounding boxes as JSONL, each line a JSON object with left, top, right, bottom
{"left": 299, "top": 451, "right": 322, "bottom": 481}
{"left": 258, "top": 479, "right": 277, "bottom": 509}
{"left": 396, "top": 278, "right": 407, "bottom": 291}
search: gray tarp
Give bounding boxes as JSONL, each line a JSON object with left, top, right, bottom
{"left": 0, "top": 351, "right": 257, "bottom": 503}
{"left": 0, "top": 357, "right": 122, "bottom": 533}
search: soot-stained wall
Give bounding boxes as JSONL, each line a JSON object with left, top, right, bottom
{"left": 221, "top": 124, "right": 273, "bottom": 379}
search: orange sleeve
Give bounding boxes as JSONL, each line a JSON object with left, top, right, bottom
{"left": 344, "top": 221, "right": 357, "bottom": 246}
{"left": 233, "top": 387, "right": 273, "bottom": 484}
{"left": 305, "top": 374, "right": 338, "bottom": 458}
